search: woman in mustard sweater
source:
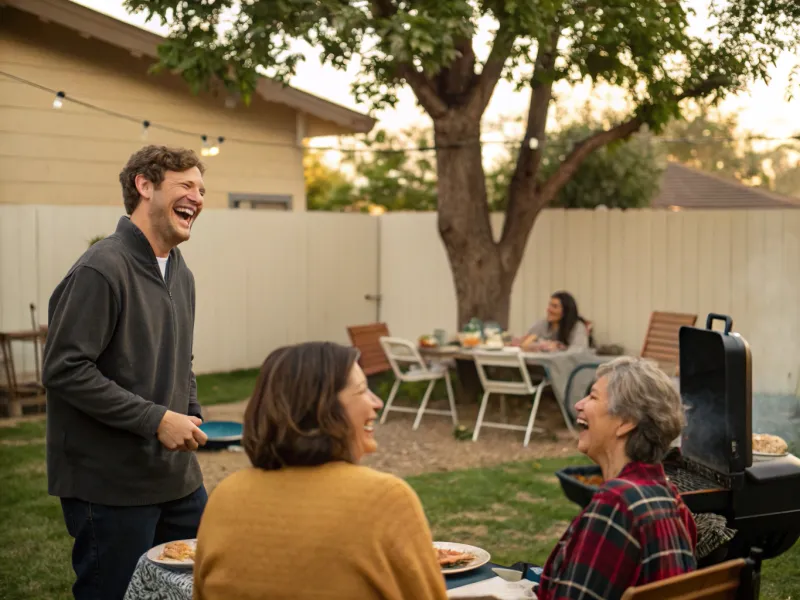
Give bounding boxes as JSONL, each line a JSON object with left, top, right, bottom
{"left": 193, "top": 342, "right": 448, "bottom": 600}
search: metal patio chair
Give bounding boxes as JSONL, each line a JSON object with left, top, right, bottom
{"left": 471, "top": 348, "right": 551, "bottom": 447}
{"left": 378, "top": 336, "right": 458, "bottom": 430}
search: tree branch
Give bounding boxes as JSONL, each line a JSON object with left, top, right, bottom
{"left": 397, "top": 65, "right": 449, "bottom": 118}
{"left": 465, "top": 22, "right": 516, "bottom": 119}
{"left": 538, "top": 74, "right": 730, "bottom": 204}
{"left": 499, "top": 30, "right": 559, "bottom": 248}
{"left": 538, "top": 117, "right": 643, "bottom": 203}
{"left": 369, "top": 0, "right": 449, "bottom": 118}
{"left": 497, "top": 74, "right": 730, "bottom": 269}
{"left": 436, "top": 39, "right": 478, "bottom": 105}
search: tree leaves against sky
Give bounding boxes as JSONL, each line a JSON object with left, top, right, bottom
{"left": 124, "top": 1, "right": 800, "bottom": 133}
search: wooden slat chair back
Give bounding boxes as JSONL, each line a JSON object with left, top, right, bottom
{"left": 640, "top": 311, "right": 698, "bottom": 373}
{"left": 0, "top": 337, "right": 14, "bottom": 417}
{"left": 0, "top": 331, "right": 48, "bottom": 418}
{"left": 346, "top": 323, "right": 392, "bottom": 376}
{"left": 621, "top": 547, "right": 762, "bottom": 600}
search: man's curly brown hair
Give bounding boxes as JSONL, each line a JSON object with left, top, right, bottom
{"left": 118, "top": 145, "right": 205, "bottom": 215}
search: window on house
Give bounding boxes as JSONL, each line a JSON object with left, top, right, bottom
{"left": 228, "top": 193, "right": 292, "bottom": 210}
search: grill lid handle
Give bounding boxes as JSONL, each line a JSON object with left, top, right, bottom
{"left": 705, "top": 313, "right": 733, "bottom": 334}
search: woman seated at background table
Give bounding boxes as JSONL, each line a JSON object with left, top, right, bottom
{"left": 537, "top": 356, "right": 696, "bottom": 600}
{"left": 517, "top": 291, "right": 591, "bottom": 352}
{"left": 192, "top": 342, "right": 448, "bottom": 600}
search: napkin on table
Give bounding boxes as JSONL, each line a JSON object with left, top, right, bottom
{"left": 447, "top": 576, "right": 536, "bottom": 599}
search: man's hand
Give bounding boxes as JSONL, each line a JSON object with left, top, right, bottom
{"left": 157, "top": 410, "right": 208, "bottom": 451}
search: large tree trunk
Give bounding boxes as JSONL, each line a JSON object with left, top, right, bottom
{"left": 420, "top": 27, "right": 647, "bottom": 335}
{"left": 433, "top": 114, "right": 528, "bottom": 331}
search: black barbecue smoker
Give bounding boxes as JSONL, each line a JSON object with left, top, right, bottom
{"left": 556, "top": 313, "right": 800, "bottom": 565}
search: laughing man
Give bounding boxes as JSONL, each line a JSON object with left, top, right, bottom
{"left": 43, "top": 145, "right": 210, "bottom": 600}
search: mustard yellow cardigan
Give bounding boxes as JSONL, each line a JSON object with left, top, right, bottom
{"left": 193, "top": 461, "right": 448, "bottom": 600}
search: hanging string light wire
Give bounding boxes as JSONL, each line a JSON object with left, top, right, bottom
{"left": 2, "top": 69, "right": 799, "bottom": 155}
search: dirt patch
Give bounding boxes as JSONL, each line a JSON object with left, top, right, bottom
{"left": 13, "top": 461, "right": 47, "bottom": 476}
{"left": 195, "top": 448, "right": 252, "bottom": 492}
{"left": 532, "top": 475, "right": 560, "bottom": 485}
{"left": 198, "top": 396, "right": 577, "bottom": 492}
{"left": 0, "top": 415, "right": 45, "bottom": 428}
{"left": 534, "top": 521, "right": 570, "bottom": 541}
{"left": 457, "top": 511, "right": 512, "bottom": 523}
{"left": 448, "top": 525, "right": 489, "bottom": 538}
{"left": 515, "top": 491, "right": 544, "bottom": 504}
{"left": 0, "top": 438, "right": 45, "bottom": 446}
{"left": 2, "top": 389, "right": 580, "bottom": 494}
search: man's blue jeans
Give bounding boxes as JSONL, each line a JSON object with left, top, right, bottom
{"left": 60, "top": 485, "right": 208, "bottom": 600}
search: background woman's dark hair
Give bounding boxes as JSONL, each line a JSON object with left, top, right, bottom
{"left": 242, "top": 341, "right": 360, "bottom": 470}
{"left": 552, "top": 291, "right": 582, "bottom": 346}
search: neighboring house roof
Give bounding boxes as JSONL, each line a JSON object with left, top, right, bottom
{"left": 0, "top": 0, "right": 376, "bottom": 135}
{"left": 652, "top": 162, "right": 800, "bottom": 210}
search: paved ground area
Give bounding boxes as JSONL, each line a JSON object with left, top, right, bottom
{"left": 199, "top": 394, "right": 579, "bottom": 492}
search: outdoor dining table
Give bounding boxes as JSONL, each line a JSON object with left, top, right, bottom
{"left": 123, "top": 552, "right": 543, "bottom": 600}
{"left": 419, "top": 345, "right": 619, "bottom": 421}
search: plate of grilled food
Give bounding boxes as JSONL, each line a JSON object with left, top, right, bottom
{"left": 147, "top": 539, "right": 197, "bottom": 569}
{"left": 434, "top": 541, "right": 491, "bottom": 574}
{"left": 752, "top": 433, "right": 789, "bottom": 462}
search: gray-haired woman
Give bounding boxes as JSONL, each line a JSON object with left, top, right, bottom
{"left": 537, "top": 356, "right": 697, "bottom": 600}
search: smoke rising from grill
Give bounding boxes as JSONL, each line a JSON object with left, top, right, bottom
{"left": 681, "top": 388, "right": 732, "bottom": 473}
{"left": 730, "top": 253, "right": 800, "bottom": 455}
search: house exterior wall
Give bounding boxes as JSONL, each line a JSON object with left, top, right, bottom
{"left": 0, "top": 8, "right": 307, "bottom": 211}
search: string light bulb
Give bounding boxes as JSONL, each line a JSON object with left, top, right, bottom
{"left": 208, "top": 136, "right": 224, "bottom": 156}
{"left": 53, "top": 91, "right": 65, "bottom": 109}
{"left": 141, "top": 120, "right": 150, "bottom": 140}
{"left": 200, "top": 135, "right": 210, "bottom": 157}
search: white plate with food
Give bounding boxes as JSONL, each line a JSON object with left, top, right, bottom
{"left": 752, "top": 433, "right": 790, "bottom": 462}
{"left": 434, "top": 541, "right": 491, "bottom": 574}
{"left": 146, "top": 539, "right": 197, "bottom": 569}
{"left": 753, "top": 451, "right": 789, "bottom": 462}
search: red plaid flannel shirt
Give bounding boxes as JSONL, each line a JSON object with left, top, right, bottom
{"left": 538, "top": 461, "right": 697, "bottom": 600}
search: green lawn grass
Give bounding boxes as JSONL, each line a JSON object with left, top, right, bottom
{"left": 194, "top": 369, "right": 442, "bottom": 408}
{"left": 410, "top": 460, "right": 800, "bottom": 600}
{"left": 195, "top": 368, "right": 259, "bottom": 406}
{"left": 1, "top": 420, "right": 798, "bottom": 600}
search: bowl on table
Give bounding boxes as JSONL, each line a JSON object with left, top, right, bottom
{"left": 459, "top": 332, "right": 482, "bottom": 348}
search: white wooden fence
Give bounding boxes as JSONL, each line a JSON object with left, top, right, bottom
{"left": 2, "top": 205, "right": 798, "bottom": 394}
{"left": 381, "top": 209, "right": 800, "bottom": 395}
{"left": 0, "top": 205, "right": 379, "bottom": 375}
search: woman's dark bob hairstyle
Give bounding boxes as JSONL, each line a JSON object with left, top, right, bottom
{"left": 242, "top": 341, "right": 360, "bottom": 470}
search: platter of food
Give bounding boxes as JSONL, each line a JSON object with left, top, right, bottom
{"left": 752, "top": 433, "right": 789, "bottom": 462}
{"left": 434, "top": 541, "right": 491, "bottom": 574}
{"left": 146, "top": 539, "right": 197, "bottom": 569}
{"left": 573, "top": 473, "right": 604, "bottom": 487}
{"left": 419, "top": 334, "right": 439, "bottom": 349}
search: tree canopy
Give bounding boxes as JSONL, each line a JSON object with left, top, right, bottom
{"left": 487, "top": 110, "right": 665, "bottom": 210}
{"left": 309, "top": 119, "right": 665, "bottom": 212}
{"left": 124, "top": 0, "right": 800, "bottom": 328}
{"left": 661, "top": 107, "right": 800, "bottom": 195}
{"left": 125, "top": 0, "right": 799, "bottom": 131}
